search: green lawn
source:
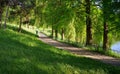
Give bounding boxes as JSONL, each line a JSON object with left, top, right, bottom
{"left": 0, "top": 27, "right": 120, "bottom": 74}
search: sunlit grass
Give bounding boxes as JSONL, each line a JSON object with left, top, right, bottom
{"left": 0, "top": 26, "right": 120, "bottom": 74}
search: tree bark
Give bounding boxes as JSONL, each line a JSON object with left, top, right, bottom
{"left": 85, "top": 0, "right": 92, "bottom": 46}
{"left": 102, "top": 1, "right": 109, "bottom": 51}
{"left": 4, "top": 5, "right": 9, "bottom": 29}
{"left": 103, "top": 21, "right": 108, "bottom": 50}
{"left": 51, "top": 25, "right": 54, "bottom": 38}
{"left": 18, "top": 15, "right": 22, "bottom": 32}
{"left": 61, "top": 28, "right": 64, "bottom": 40}
{"left": 0, "top": 13, "right": 2, "bottom": 28}
{"left": 55, "top": 29, "right": 58, "bottom": 39}
{"left": 26, "top": 16, "right": 29, "bottom": 28}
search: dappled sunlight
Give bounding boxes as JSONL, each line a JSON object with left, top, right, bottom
{"left": 0, "top": 0, "right": 120, "bottom": 73}
{"left": 36, "top": 60, "right": 107, "bottom": 74}
{"left": 0, "top": 27, "right": 120, "bottom": 74}
{"left": 17, "top": 58, "right": 31, "bottom": 63}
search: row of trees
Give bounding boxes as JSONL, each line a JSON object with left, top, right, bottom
{"left": 0, "top": 0, "right": 120, "bottom": 51}
{"left": 39, "top": 0, "right": 120, "bottom": 50}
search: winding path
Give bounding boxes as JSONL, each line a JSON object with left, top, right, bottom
{"left": 39, "top": 32, "right": 120, "bottom": 66}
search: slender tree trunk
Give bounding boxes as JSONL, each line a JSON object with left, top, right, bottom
{"left": 51, "top": 25, "right": 54, "bottom": 38}
{"left": 55, "top": 29, "right": 58, "bottom": 39}
{"left": 0, "top": 13, "right": 2, "bottom": 28}
{"left": 18, "top": 15, "right": 22, "bottom": 32}
{"left": 26, "top": 16, "right": 29, "bottom": 28}
{"left": 61, "top": 28, "right": 64, "bottom": 40}
{"left": 85, "top": 0, "right": 92, "bottom": 46}
{"left": 4, "top": 5, "right": 9, "bottom": 29}
{"left": 0, "top": 8, "right": 2, "bottom": 28}
{"left": 103, "top": 21, "right": 108, "bottom": 50}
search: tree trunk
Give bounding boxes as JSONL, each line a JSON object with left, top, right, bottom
{"left": 4, "top": 5, "right": 9, "bottom": 29}
{"left": 103, "top": 21, "right": 108, "bottom": 50}
{"left": 61, "top": 28, "right": 64, "bottom": 40}
{"left": 55, "top": 29, "right": 58, "bottom": 39}
{"left": 85, "top": 0, "right": 92, "bottom": 46}
{"left": 0, "top": 13, "right": 2, "bottom": 28}
{"left": 18, "top": 15, "right": 22, "bottom": 32}
{"left": 26, "top": 16, "right": 29, "bottom": 28}
{"left": 0, "top": 8, "right": 2, "bottom": 28}
{"left": 51, "top": 25, "right": 54, "bottom": 38}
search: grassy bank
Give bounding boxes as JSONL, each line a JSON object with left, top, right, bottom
{"left": 0, "top": 26, "right": 120, "bottom": 74}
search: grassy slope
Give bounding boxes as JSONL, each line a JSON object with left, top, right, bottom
{"left": 0, "top": 28, "right": 120, "bottom": 74}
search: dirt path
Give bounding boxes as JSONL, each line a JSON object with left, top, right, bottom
{"left": 39, "top": 32, "right": 120, "bottom": 66}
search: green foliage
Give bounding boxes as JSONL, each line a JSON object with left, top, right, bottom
{"left": 1, "top": 0, "right": 120, "bottom": 59}
{"left": 91, "top": 6, "right": 103, "bottom": 45}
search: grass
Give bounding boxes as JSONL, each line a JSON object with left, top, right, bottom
{"left": 0, "top": 26, "right": 120, "bottom": 74}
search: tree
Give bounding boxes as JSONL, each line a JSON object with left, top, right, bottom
{"left": 85, "top": 0, "right": 92, "bottom": 46}
{"left": 4, "top": 3, "right": 9, "bottom": 29}
{"left": 0, "top": 7, "right": 3, "bottom": 28}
